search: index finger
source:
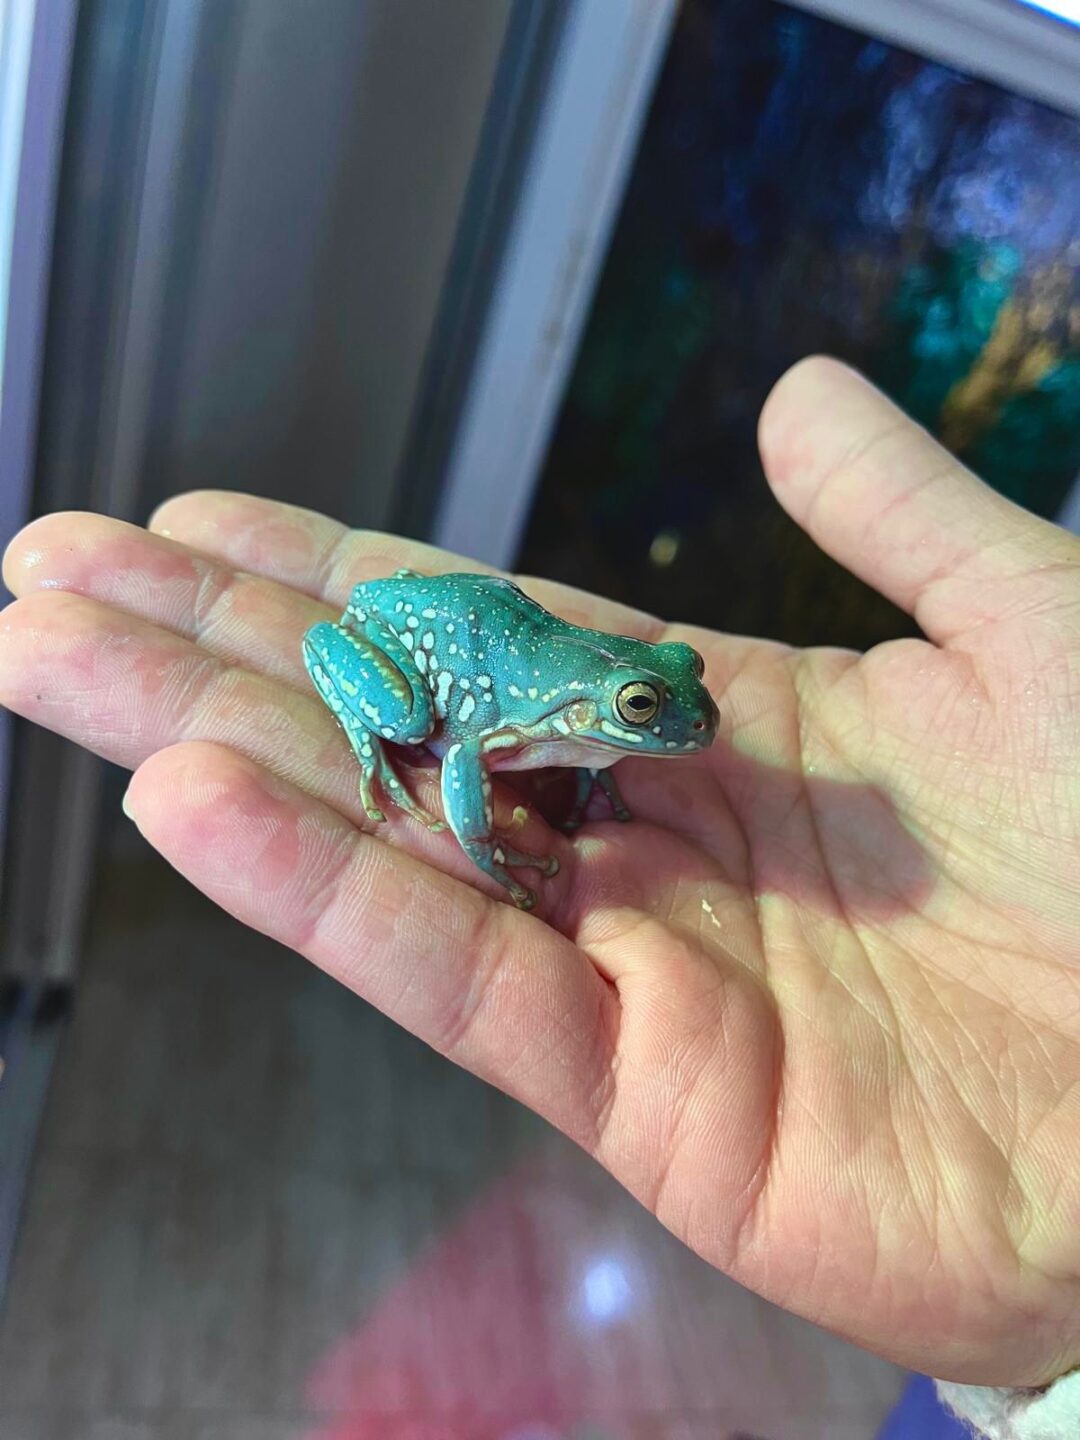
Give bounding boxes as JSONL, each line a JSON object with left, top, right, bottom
{"left": 149, "top": 490, "right": 667, "bottom": 642}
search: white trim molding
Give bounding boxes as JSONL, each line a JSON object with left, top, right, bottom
{"left": 433, "top": 0, "right": 678, "bottom": 568}
{"left": 790, "top": 0, "right": 1080, "bottom": 118}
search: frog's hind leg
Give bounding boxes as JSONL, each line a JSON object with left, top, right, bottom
{"left": 441, "top": 740, "right": 558, "bottom": 910}
{"left": 303, "top": 621, "right": 444, "bottom": 831}
{"left": 561, "top": 766, "right": 632, "bottom": 832}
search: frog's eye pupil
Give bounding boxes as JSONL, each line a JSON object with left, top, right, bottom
{"left": 615, "top": 682, "right": 659, "bottom": 726}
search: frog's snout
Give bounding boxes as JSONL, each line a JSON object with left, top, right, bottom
{"left": 693, "top": 692, "right": 721, "bottom": 748}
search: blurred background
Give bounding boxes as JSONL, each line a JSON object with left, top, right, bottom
{"left": 0, "top": 1, "right": 1077, "bottom": 1437}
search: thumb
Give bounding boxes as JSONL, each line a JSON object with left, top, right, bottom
{"left": 758, "top": 357, "right": 1079, "bottom": 650}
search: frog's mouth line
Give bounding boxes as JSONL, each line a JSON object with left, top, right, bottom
{"left": 577, "top": 724, "right": 706, "bottom": 756}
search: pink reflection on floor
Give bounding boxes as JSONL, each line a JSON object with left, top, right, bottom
{"left": 301, "top": 1150, "right": 704, "bottom": 1439}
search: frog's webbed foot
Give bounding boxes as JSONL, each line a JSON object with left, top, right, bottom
{"left": 441, "top": 741, "right": 559, "bottom": 908}
{"left": 462, "top": 838, "right": 559, "bottom": 911}
{"left": 372, "top": 746, "right": 445, "bottom": 831}
{"left": 561, "top": 767, "right": 632, "bottom": 832}
{"left": 328, "top": 712, "right": 442, "bottom": 831}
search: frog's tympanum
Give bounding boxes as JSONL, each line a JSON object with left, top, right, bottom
{"left": 304, "top": 570, "right": 719, "bottom": 908}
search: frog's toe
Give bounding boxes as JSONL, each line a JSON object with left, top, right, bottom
{"left": 499, "top": 843, "right": 559, "bottom": 879}
{"left": 402, "top": 800, "right": 445, "bottom": 831}
{"left": 356, "top": 771, "right": 385, "bottom": 822}
{"left": 397, "top": 802, "right": 444, "bottom": 831}
{"left": 512, "top": 886, "right": 537, "bottom": 911}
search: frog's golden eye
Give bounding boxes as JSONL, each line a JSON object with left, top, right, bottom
{"left": 615, "top": 682, "right": 659, "bottom": 726}
{"left": 692, "top": 649, "right": 705, "bottom": 679}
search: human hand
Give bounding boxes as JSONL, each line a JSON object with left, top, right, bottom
{"left": 2, "top": 358, "right": 1077, "bottom": 1386}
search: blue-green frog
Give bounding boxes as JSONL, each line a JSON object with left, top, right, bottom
{"left": 303, "top": 569, "right": 719, "bottom": 908}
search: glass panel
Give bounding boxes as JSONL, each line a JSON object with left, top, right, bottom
{"left": 519, "top": 0, "right": 1080, "bottom": 648}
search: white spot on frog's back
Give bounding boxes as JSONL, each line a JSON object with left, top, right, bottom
{"left": 406, "top": 615, "right": 419, "bottom": 629}
{"left": 434, "top": 670, "right": 453, "bottom": 716}
{"left": 422, "top": 631, "right": 434, "bottom": 650}
{"left": 401, "top": 632, "right": 414, "bottom": 650}
{"left": 459, "top": 692, "right": 476, "bottom": 722}
{"left": 422, "top": 608, "right": 437, "bottom": 620}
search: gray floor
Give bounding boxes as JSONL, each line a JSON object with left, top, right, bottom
{"left": 0, "top": 808, "right": 904, "bottom": 1439}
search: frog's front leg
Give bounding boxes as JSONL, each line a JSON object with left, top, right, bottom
{"left": 303, "top": 620, "right": 444, "bottom": 830}
{"left": 440, "top": 740, "right": 558, "bottom": 910}
{"left": 562, "top": 766, "right": 632, "bottom": 832}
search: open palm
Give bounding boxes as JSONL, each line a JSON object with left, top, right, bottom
{"left": 3, "top": 359, "right": 1078, "bottom": 1387}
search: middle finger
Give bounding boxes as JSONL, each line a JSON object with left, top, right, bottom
{"left": 4, "top": 511, "right": 335, "bottom": 694}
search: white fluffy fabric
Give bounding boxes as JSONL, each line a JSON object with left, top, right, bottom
{"left": 937, "top": 1369, "right": 1080, "bottom": 1439}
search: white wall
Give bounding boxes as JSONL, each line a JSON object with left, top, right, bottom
{"left": 158, "top": 0, "right": 511, "bottom": 529}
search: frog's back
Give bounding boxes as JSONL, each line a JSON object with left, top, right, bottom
{"left": 350, "top": 571, "right": 566, "bottom": 635}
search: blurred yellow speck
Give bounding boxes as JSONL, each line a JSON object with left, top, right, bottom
{"left": 648, "top": 530, "right": 680, "bottom": 568}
